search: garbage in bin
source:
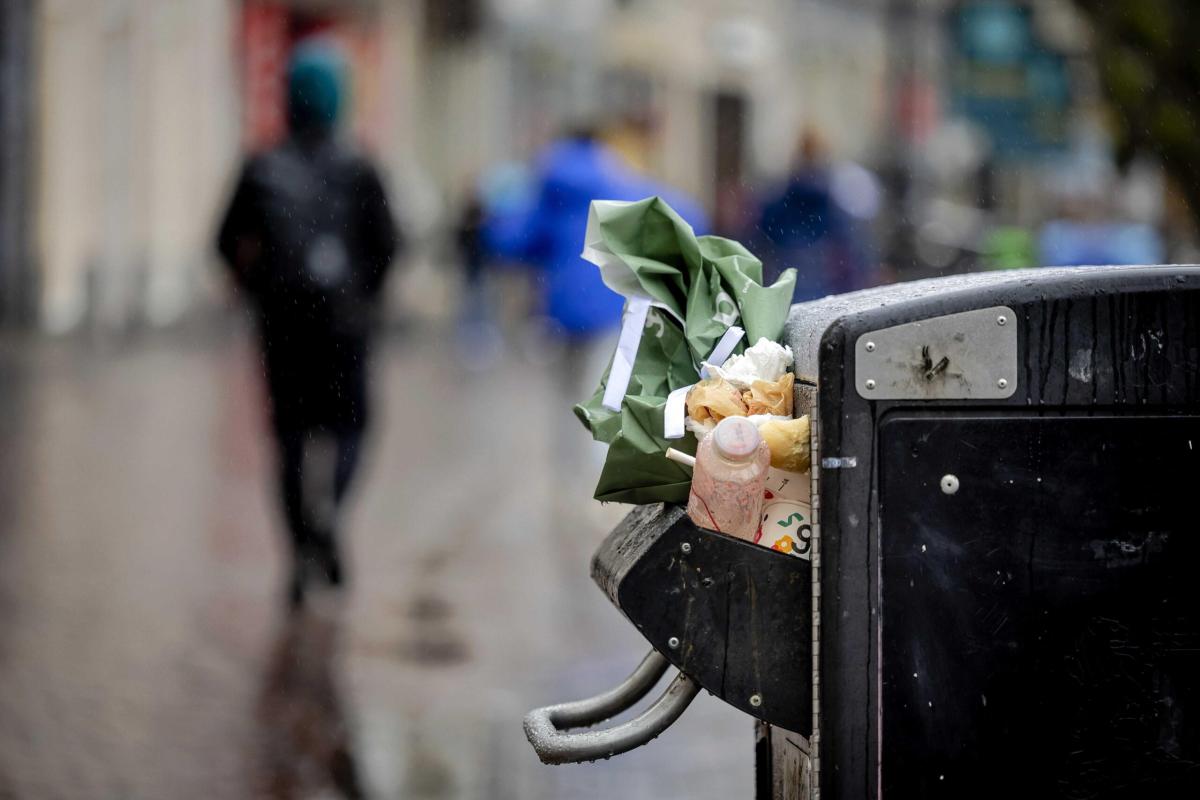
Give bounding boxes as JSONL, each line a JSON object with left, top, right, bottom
{"left": 524, "top": 198, "right": 816, "bottom": 766}
{"left": 572, "top": 196, "right": 798, "bottom": 506}
{"left": 570, "top": 196, "right": 813, "bottom": 555}
{"left": 530, "top": 249, "right": 1200, "bottom": 797}
{"left": 684, "top": 416, "right": 771, "bottom": 541}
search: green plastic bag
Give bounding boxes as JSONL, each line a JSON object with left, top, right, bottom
{"left": 573, "top": 197, "right": 796, "bottom": 505}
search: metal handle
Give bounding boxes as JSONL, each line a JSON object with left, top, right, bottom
{"left": 523, "top": 650, "right": 701, "bottom": 764}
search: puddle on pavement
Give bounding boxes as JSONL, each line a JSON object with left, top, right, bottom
{"left": 394, "top": 628, "right": 471, "bottom": 665}
{"left": 407, "top": 592, "right": 452, "bottom": 622}
{"left": 356, "top": 592, "right": 471, "bottom": 666}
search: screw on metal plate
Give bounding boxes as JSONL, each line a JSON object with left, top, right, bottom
{"left": 855, "top": 306, "right": 1018, "bottom": 400}
{"left": 997, "top": 378, "right": 1008, "bottom": 389}
{"left": 680, "top": 542, "right": 692, "bottom": 554}
{"left": 940, "top": 474, "right": 960, "bottom": 495}
{"left": 749, "top": 693, "right": 763, "bottom": 708}
{"left": 920, "top": 345, "right": 950, "bottom": 381}
{"left": 667, "top": 636, "right": 680, "bottom": 649}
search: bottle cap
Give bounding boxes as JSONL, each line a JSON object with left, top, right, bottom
{"left": 712, "top": 417, "right": 762, "bottom": 461}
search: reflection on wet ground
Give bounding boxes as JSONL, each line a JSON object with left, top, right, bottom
{"left": 0, "top": 324, "right": 750, "bottom": 799}
{"left": 254, "top": 604, "right": 365, "bottom": 799}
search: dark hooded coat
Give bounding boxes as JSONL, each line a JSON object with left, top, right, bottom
{"left": 217, "top": 135, "right": 399, "bottom": 433}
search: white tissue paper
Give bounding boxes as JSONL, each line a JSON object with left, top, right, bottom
{"left": 684, "top": 416, "right": 716, "bottom": 439}
{"left": 702, "top": 337, "right": 794, "bottom": 390}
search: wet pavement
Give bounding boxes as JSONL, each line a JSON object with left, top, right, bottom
{"left": 0, "top": 322, "right": 751, "bottom": 799}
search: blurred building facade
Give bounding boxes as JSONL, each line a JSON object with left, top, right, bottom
{"left": 5, "top": 0, "right": 1172, "bottom": 333}
{"left": 1, "top": 0, "right": 895, "bottom": 333}
{"left": 30, "top": 0, "right": 240, "bottom": 333}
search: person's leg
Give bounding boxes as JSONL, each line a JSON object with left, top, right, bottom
{"left": 317, "top": 429, "right": 363, "bottom": 588}
{"left": 333, "top": 430, "right": 362, "bottom": 505}
{"left": 277, "top": 429, "right": 312, "bottom": 607}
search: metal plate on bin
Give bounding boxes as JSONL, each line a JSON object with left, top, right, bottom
{"left": 855, "top": 306, "right": 1017, "bottom": 400}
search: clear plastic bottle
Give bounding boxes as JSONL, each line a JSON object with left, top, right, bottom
{"left": 686, "top": 416, "right": 771, "bottom": 540}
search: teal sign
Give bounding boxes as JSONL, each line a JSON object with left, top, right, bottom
{"left": 950, "top": 0, "right": 1071, "bottom": 159}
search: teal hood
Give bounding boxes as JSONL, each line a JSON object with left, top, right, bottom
{"left": 287, "top": 39, "right": 346, "bottom": 135}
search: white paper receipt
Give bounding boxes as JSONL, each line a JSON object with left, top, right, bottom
{"left": 756, "top": 468, "right": 812, "bottom": 560}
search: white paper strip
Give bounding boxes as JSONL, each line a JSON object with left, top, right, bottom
{"left": 663, "top": 325, "right": 747, "bottom": 439}
{"left": 699, "top": 325, "right": 744, "bottom": 379}
{"left": 602, "top": 296, "right": 652, "bottom": 412}
{"left": 663, "top": 383, "right": 693, "bottom": 440}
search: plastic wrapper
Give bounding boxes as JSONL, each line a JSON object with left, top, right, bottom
{"left": 686, "top": 377, "right": 749, "bottom": 424}
{"left": 743, "top": 372, "right": 794, "bottom": 416}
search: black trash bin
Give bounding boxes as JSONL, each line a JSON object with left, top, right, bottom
{"left": 527, "top": 265, "right": 1200, "bottom": 800}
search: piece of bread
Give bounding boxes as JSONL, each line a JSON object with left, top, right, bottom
{"left": 758, "top": 415, "right": 811, "bottom": 472}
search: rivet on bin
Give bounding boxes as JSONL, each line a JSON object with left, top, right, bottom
{"left": 997, "top": 314, "right": 1008, "bottom": 326}
{"left": 668, "top": 636, "right": 680, "bottom": 649}
{"left": 865, "top": 379, "right": 877, "bottom": 390}
{"left": 749, "top": 694, "right": 763, "bottom": 708}
{"left": 680, "top": 542, "right": 692, "bottom": 554}
{"left": 940, "top": 474, "right": 960, "bottom": 495}
{"left": 997, "top": 378, "right": 1008, "bottom": 389}
{"left": 865, "top": 341, "right": 876, "bottom": 352}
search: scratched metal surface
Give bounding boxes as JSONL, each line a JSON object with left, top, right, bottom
{"left": 783, "top": 265, "right": 1199, "bottom": 380}
{"left": 879, "top": 414, "right": 1200, "bottom": 797}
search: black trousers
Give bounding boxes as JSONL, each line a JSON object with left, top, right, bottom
{"left": 276, "top": 428, "right": 363, "bottom": 559}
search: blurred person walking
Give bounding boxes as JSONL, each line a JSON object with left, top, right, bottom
{"left": 483, "top": 121, "right": 707, "bottom": 367}
{"left": 481, "top": 120, "right": 707, "bottom": 513}
{"left": 217, "top": 39, "right": 400, "bottom": 609}
{"left": 452, "top": 187, "right": 504, "bottom": 370}
{"left": 749, "top": 128, "right": 879, "bottom": 301}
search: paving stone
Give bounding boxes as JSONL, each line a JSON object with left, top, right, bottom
{"left": 0, "top": 327, "right": 752, "bottom": 799}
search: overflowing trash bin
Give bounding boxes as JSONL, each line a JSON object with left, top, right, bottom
{"left": 523, "top": 199, "right": 1200, "bottom": 800}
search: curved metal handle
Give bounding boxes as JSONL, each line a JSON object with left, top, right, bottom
{"left": 523, "top": 650, "right": 701, "bottom": 764}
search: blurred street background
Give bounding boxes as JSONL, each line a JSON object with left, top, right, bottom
{"left": 2, "top": 0, "right": 1199, "bottom": 798}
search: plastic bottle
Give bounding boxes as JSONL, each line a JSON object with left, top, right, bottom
{"left": 686, "top": 416, "right": 771, "bottom": 540}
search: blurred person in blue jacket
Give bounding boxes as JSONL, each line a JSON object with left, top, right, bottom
{"left": 749, "top": 129, "right": 879, "bottom": 302}
{"left": 483, "top": 121, "right": 708, "bottom": 496}
{"left": 483, "top": 122, "right": 708, "bottom": 348}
